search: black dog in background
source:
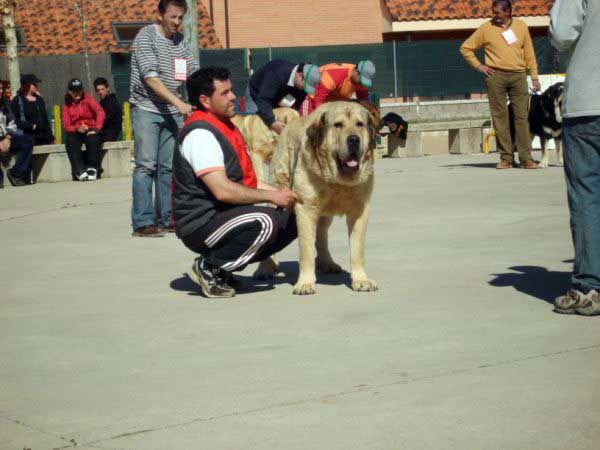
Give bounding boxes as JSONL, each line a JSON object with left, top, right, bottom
{"left": 382, "top": 112, "right": 409, "bottom": 140}
{"left": 509, "top": 82, "right": 564, "bottom": 168}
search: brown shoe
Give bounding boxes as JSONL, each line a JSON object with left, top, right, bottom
{"left": 132, "top": 225, "right": 166, "bottom": 237}
{"left": 158, "top": 225, "right": 176, "bottom": 233}
{"left": 496, "top": 160, "right": 513, "bottom": 170}
{"left": 520, "top": 159, "right": 539, "bottom": 169}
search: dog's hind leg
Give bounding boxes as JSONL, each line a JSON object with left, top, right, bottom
{"left": 316, "top": 216, "right": 343, "bottom": 274}
{"left": 539, "top": 137, "right": 549, "bottom": 168}
{"left": 556, "top": 137, "right": 564, "bottom": 166}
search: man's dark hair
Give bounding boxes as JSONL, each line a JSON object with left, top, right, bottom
{"left": 93, "top": 77, "right": 109, "bottom": 88}
{"left": 186, "top": 67, "right": 231, "bottom": 110}
{"left": 492, "top": 0, "right": 512, "bottom": 12}
{"left": 158, "top": 0, "right": 188, "bottom": 14}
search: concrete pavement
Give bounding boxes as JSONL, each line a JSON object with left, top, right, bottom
{"left": 1, "top": 152, "right": 599, "bottom": 450}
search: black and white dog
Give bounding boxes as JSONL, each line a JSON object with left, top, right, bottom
{"left": 510, "top": 82, "right": 564, "bottom": 168}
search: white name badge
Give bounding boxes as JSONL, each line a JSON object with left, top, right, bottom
{"left": 502, "top": 29, "right": 518, "bottom": 45}
{"left": 278, "top": 94, "right": 296, "bottom": 108}
{"left": 174, "top": 58, "right": 187, "bottom": 81}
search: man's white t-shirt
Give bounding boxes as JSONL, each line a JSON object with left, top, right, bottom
{"left": 180, "top": 129, "right": 225, "bottom": 177}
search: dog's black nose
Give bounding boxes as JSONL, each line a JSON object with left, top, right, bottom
{"left": 347, "top": 135, "right": 360, "bottom": 150}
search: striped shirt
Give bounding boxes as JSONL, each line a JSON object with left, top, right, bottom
{"left": 129, "top": 24, "right": 199, "bottom": 115}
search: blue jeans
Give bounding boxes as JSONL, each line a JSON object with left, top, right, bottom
{"left": 563, "top": 115, "right": 600, "bottom": 293}
{"left": 243, "top": 85, "right": 258, "bottom": 114}
{"left": 0, "top": 134, "right": 34, "bottom": 185}
{"left": 131, "top": 107, "right": 182, "bottom": 230}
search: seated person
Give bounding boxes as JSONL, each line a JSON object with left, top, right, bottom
{"left": 61, "top": 79, "right": 105, "bottom": 182}
{"left": 10, "top": 74, "right": 54, "bottom": 146}
{"left": 94, "top": 77, "right": 123, "bottom": 142}
{"left": 172, "top": 67, "right": 298, "bottom": 298}
{"left": 0, "top": 80, "right": 34, "bottom": 187}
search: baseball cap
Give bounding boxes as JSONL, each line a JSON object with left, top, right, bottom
{"left": 21, "top": 74, "right": 42, "bottom": 85}
{"left": 67, "top": 78, "right": 84, "bottom": 91}
{"left": 357, "top": 60, "right": 376, "bottom": 88}
{"left": 302, "top": 64, "right": 321, "bottom": 95}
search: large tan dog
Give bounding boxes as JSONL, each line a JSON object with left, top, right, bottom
{"left": 231, "top": 108, "right": 300, "bottom": 182}
{"left": 266, "top": 101, "right": 378, "bottom": 295}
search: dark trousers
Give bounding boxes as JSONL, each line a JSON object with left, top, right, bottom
{"left": 486, "top": 71, "right": 533, "bottom": 163}
{"left": 65, "top": 132, "right": 102, "bottom": 177}
{"left": 0, "top": 134, "right": 34, "bottom": 184}
{"left": 563, "top": 115, "right": 600, "bottom": 293}
{"left": 181, "top": 206, "right": 298, "bottom": 272}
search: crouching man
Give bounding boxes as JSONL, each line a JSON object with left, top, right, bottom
{"left": 172, "top": 67, "right": 298, "bottom": 298}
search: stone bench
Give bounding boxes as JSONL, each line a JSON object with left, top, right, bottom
{"left": 32, "top": 141, "right": 133, "bottom": 182}
{"left": 383, "top": 118, "right": 493, "bottom": 158}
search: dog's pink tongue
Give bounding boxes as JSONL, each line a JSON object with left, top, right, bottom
{"left": 346, "top": 159, "right": 358, "bottom": 168}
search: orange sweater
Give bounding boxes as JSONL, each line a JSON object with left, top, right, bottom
{"left": 460, "top": 18, "right": 539, "bottom": 79}
{"left": 313, "top": 63, "right": 369, "bottom": 108}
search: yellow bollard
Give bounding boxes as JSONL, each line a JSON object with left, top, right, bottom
{"left": 123, "top": 101, "right": 132, "bottom": 141}
{"left": 53, "top": 105, "right": 62, "bottom": 145}
{"left": 483, "top": 128, "right": 495, "bottom": 154}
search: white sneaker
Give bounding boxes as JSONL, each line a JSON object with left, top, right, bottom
{"left": 77, "top": 172, "right": 89, "bottom": 182}
{"left": 86, "top": 168, "right": 97, "bottom": 181}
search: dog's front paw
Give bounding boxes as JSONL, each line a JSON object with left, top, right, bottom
{"left": 538, "top": 161, "right": 549, "bottom": 169}
{"left": 316, "top": 258, "right": 343, "bottom": 274}
{"left": 253, "top": 258, "right": 279, "bottom": 280}
{"left": 351, "top": 278, "right": 378, "bottom": 292}
{"left": 293, "top": 281, "right": 316, "bottom": 295}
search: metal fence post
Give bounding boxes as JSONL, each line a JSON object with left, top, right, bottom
{"left": 393, "top": 40, "right": 398, "bottom": 99}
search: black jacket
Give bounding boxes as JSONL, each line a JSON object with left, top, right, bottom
{"left": 248, "top": 60, "right": 306, "bottom": 127}
{"left": 99, "top": 93, "right": 122, "bottom": 141}
{"left": 10, "top": 93, "right": 54, "bottom": 144}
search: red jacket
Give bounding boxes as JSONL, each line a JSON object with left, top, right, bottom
{"left": 61, "top": 93, "right": 105, "bottom": 133}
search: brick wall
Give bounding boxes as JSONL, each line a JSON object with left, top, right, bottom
{"left": 208, "top": 0, "right": 388, "bottom": 48}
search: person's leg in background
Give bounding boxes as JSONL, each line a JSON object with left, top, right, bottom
{"left": 83, "top": 133, "right": 102, "bottom": 180}
{"left": 65, "top": 132, "right": 87, "bottom": 181}
{"left": 7, "top": 134, "right": 34, "bottom": 185}
{"left": 243, "top": 85, "right": 258, "bottom": 114}
{"left": 555, "top": 116, "right": 600, "bottom": 315}
{"left": 508, "top": 72, "right": 537, "bottom": 168}
{"left": 486, "top": 72, "right": 513, "bottom": 168}
{"left": 155, "top": 114, "right": 182, "bottom": 230}
{"left": 131, "top": 107, "right": 164, "bottom": 235}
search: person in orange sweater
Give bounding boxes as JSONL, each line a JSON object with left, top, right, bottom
{"left": 460, "top": 0, "right": 540, "bottom": 170}
{"left": 61, "top": 78, "right": 105, "bottom": 181}
{"left": 301, "top": 61, "right": 376, "bottom": 115}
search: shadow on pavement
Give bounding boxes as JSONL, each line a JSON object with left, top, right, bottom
{"left": 489, "top": 265, "right": 571, "bottom": 304}
{"left": 278, "top": 261, "right": 352, "bottom": 289}
{"left": 441, "top": 163, "right": 499, "bottom": 169}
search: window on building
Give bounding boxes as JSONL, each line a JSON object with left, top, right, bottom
{"left": 112, "top": 22, "right": 153, "bottom": 46}
{"left": 0, "top": 27, "right": 26, "bottom": 49}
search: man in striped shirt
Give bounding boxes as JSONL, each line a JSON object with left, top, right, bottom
{"left": 130, "top": 0, "right": 199, "bottom": 237}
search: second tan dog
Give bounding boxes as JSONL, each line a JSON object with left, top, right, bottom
{"left": 262, "top": 101, "right": 379, "bottom": 295}
{"left": 231, "top": 107, "right": 300, "bottom": 182}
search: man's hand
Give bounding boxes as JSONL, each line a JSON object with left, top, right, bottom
{"left": 532, "top": 79, "right": 541, "bottom": 92}
{"left": 477, "top": 65, "right": 496, "bottom": 77}
{"left": 176, "top": 101, "right": 193, "bottom": 118}
{"left": 0, "top": 137, "right": 10, "bottom": 153}
{"left": 270, "top": 121, "right": 285, "bottom": 135}
{"left": 77, "top": 126, "right": 88, "bottom": 133}
{"left": 267, "top": 188, "right": 298, "bottom": 209}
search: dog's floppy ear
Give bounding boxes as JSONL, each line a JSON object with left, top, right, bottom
{"left": 366, "top": 109, "right": 378, "bottom": 150}
{"left": 306, "top": 109, "right": 327, "bottom": 149}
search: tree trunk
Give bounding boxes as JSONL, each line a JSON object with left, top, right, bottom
{"left": 73, "top": 1, "right": 93, "bottom": 91}
{"left": 1, "top": 0, "right": 21, "bottom": 93}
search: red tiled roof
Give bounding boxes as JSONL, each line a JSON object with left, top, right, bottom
{"left": 9, "top": 0, "right": 221, "bottom": 56}
{"left": 384, "top": 0, "right": 554, "bottom": 22}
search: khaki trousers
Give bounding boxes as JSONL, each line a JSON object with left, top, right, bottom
{"left": 486, "top": 71, "right": 533, "bottom": 163}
